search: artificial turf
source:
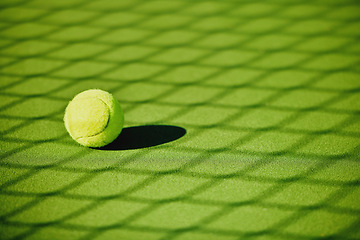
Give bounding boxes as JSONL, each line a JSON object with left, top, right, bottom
{"left": 0, "top": 0, "right": 360, "bottom": 239}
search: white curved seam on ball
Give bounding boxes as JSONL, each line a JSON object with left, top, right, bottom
{"left": 74, "top": 97, "right": 111, "bottom": 140}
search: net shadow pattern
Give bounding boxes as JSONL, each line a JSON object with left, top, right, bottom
{"left": 0, "top": 0, "right": 360, "bottom": 239}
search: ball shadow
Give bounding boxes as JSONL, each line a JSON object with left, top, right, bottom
{"left": 97, "top": 125, "right": 186, "bottom": 151}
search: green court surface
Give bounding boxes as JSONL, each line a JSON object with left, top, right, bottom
{"left": 1, "top": 0, "right": 360, "bottom": 239}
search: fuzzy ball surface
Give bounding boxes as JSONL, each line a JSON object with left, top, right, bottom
{"left": 64, "top": 89, "right": 124, "bottom": 148}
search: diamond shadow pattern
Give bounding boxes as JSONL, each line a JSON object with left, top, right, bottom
{"left": 0, "top": 0, "right": 360, "bottom": 240}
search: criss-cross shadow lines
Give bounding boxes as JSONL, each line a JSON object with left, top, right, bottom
{"left": 98, "top": 125, "right": 186, "bottom": 150}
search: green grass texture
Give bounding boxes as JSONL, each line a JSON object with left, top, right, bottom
{"left": 0, "top": 0, "right": 360, "bottom": 239}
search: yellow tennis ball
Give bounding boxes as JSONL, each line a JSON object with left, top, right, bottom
{"left": 64, "top": 89, "right": 124, "bottom": 148}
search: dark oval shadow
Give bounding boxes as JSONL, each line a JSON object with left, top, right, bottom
{"left": 97, "top": 125, "right": 186, "bottom": 151}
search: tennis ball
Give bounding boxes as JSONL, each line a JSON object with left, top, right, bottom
{"left": 64, "top": 89, "right": 124, "bottom": 148}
